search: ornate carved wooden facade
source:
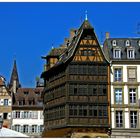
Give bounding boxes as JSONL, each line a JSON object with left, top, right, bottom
{"left": 41, "top": 19, "right": 111, "bottom": 137}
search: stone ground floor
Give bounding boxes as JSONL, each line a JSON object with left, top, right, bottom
{"left": 111, "top": 129, "right": 140, "bottom": 138}
{"left": 42, "top": 127, "right": 110, "bottom": 138}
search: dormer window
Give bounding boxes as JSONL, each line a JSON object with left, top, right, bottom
{"left": 126, "top": 40, "right": 130, "bottom": 46}
{"left": 112, "top": 40, "right": 117, "bottom": 46}
{"left": 138, "top": 40, "right": 140, "bottom": 46}
{"left": 24, "top": 91, "right": 29, "bottom": 95}
{"left": 127, "top": 49, "right": 135, "bottom": 59}
{"left": 113, "top": 49, "right": 121, "bottom": 59}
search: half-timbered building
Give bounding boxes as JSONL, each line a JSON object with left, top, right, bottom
{"left": 0, "top": 75, "right": 12, "bottom": 128}
{"left": 8, "top": 60, "right": 44, "bottom": 137}
{"left": 41, "top": 19, "right": 111, "bottom": 138}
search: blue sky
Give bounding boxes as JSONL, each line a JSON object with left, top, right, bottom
{"left": 0, "top": 2, "right": 140, "bottom": 87}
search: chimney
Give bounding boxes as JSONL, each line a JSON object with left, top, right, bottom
{"left": 64, "top": 38, "right": 69, "bottom": 46}
{"left": 70, "top": 29, "right": 76, "bottom": 39}
{"left": 105, "top": 32, "right": 110, "bottom": 39}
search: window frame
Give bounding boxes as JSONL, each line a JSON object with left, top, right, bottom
{"left": 23, "top": 125, "right": 29, "bottom": 133}
{"left": 126, "top": 40, "right": 130, "bottom": 47}
{"left": 115, "top": 110, "right": 123, "bottom": 128}
{"left": 138, "top": 40, "right": 140, "bottom": 46}
{"left": 114, "top": 88, "right": 123, "bottom": 104}
{"left": 113, "top": 48, "right": 121, "bottom": 59}
{"left": 114, "top": 67, "right": 123, "bottom": 82}
{"left": 130, "top": 111, "right": 138, "bottom": 128}
{"left": 15, "top": 111, "right": 20, "bottom": 119}
{"left": 3, "top": 112, "right": 8, "bottom": 119}
{"left": 15, "top": 125, "right": 21, "bottom": 132}
{"left": 129, "top": 88, "right": 137, "bottom": 104}
{"left": 31, "top": 125, "right": 38, "bottom": 133}
{"left": 127, "top": 48, "right": 135, "bottom": 59}
{"left": 112, "top": 40, "right": 117, "bottom": 46}
{"left": 4, "top": 99, "right": 8, "bottom": 106}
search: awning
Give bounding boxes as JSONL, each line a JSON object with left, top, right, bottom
{"left": 0, "top": 127, "right": 29, "bottom": 138}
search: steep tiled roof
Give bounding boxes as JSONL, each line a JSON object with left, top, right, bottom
{"left": 103, "top": 38, "right": 140, "bottom": 61}
{"left": 41, "top": 19, "right": 109, "bottom": 78}
{"left": 13, "top": 87, "right": 43, "bottom": 109}
{"left": 48, "top": 47, "right": 66, "bottom": 56}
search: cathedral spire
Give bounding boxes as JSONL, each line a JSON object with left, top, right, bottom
{"left": 9, "top": 60, "right": 21, "bottom": 93}
{"left": 85, "top": 10, "right": 88, "bottom": 21}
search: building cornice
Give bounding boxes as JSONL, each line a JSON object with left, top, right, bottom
{"left": 111, "top": 60, "right": 140, "bottom": 65}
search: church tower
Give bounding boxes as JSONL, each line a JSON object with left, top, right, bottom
{"left": 9, "top": 60, "right": 21, "bottom": 93}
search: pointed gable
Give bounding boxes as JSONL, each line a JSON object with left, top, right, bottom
{"left": 56, "top": 19, "right": 109, "bottom": 64}
{"left": 9, "top": 60, "right": 21, "bottom": 89}
{"left": 41, "top": 19, "right": 109, "bottom": 78}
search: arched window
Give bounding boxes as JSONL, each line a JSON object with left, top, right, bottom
{"left": 126, "top": 40, "right": 130, "bottom": 46}
{"left": 112, "top": 40, "right": 117, "bottom": 46}
{"left": 138, "top": 40, "right": 140, "bottom": 46}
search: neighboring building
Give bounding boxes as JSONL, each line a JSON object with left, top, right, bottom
{"left": 103, "top": 35, "right": 140, "bottom": 137}
{"left": 11, "top": 87, "right": 44, "bottom": 137}
{"left": 9, "top": 60, "right": 44, "bottom": 137}
{"left": 0, "top": 76, "right": 12, "bottom": 128}
{"left": 41, "top": 18, "right": 111, "bottom": 138}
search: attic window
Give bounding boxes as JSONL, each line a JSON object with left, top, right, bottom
{"left": 18, "top": 99, "right": 25, "bottom": 105}
{"left": 112, "top": 40, "right": 117, "bottom": 46}
{"left": 81, "top": 50, "right": 95, "bottom": 56}
{"left": 113, "top": 49, "right": 121, "bottom": 59}
{"left": 35, "top": 91, "right": 40, "bottom": 95}
{"left": 138, "top": 40, "right": 140, "bottom": 46}
{"left": 127, "top": 48, "right": 135, "bottom": 59}
{"left": 126, "top": 40, "right": 130, "bottom": 46}
{"left": 24, "top": 91, "right": 29, "bottom": 95}
{"left": 29, "top": 98, "right": 35, "bottom": 105}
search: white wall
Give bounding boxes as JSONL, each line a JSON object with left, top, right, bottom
{"left": 125, "top": 109, "right": 129, "bottom": 128}
{"left": 111, "top": 110, "right": 115, "bottom": 128}
{"left": 111, "top": 85, "right": 114, "bottom": 104}
{"left": 12, "top": 110, "right": 43, "bottom": 126}
{"left": 124, "top": 85, "right": 128, "bottom": 105}
{"left": 111, "top": 64, "right": 140, "bottom": 130}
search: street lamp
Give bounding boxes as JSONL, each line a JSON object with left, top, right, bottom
{"left": 0, "top": 118, "right": 3, "bottom": 129}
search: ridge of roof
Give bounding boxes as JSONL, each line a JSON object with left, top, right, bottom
{"left": 41, "top": 19, "right": 109, "bottom": 78}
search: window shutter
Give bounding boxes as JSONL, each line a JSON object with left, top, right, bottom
{"left": 29, "top": 125, "right": 31, "bottom": 133}
{"left": 29, "top": 111, "right": 32, "bottom": 118}
{"left": 20, "top": 126, "right": 23, "bottom": 133}
{"left": 0, "top": 99, "right": 3, "bottom": 105}
{"left": 12, "top": 111, "right": 16, "bottom": 119}
{"left": 35, "top": 111, "right": 38, "bottom": 119}
{"left": 18, "top": 125, "right": 21, "bottom": 132}
{"left": 12, "top": 125, "right": 15, "bottom": 130}
{"left": 8, "top": 99, "right": 11, "bottom": 106}
{"left": 21, "top": 111, "right": 24, "bottom": 119}
{"left": 37, "top": 125, "right": 40, "bottom": 133}
{"left": 8, "top": 113, "right": 11, "bottom": 119}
